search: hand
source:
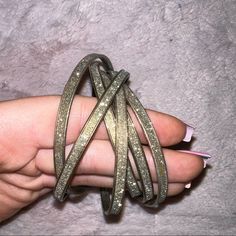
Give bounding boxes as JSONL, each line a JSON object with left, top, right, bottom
{"left": 0, "top": 96, "right": 204, "bottom": 222}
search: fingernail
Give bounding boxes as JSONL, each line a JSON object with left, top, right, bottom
{"left": 183, "top": 125, "right": 194, "bottom": 142}
{"left": 178, "top": 150, "right": 212, "bottom": 160}
{"left": 203, "top": 160, "right": 207, "bottom": 168}
{"left": 185, "top": 183, "right": 191, "bottom": 189}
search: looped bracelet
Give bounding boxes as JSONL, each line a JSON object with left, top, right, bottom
{"left": 53, "top": 53, "right": 168, "bottom": 215}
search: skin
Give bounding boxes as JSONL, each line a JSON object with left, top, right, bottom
{"left": 0, "top": 95, "right": 204, "bottom": 222}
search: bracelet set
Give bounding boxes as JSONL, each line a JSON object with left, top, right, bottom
{"left": 53, "top": 54, "right": 168, "bottom": 215}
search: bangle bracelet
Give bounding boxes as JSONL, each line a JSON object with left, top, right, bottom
{"left": 90, "top": 64, "right": 153, "bottom": 204}
{"left": 53, "top": 53, "right": 168, "bottom": 215}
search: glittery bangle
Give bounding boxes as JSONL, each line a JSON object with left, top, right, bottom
{"left": 89, "top": 63, "right": 153, "bottom": 203}
{"left": 53, "top": 53, "right": 168, "bottom": 215}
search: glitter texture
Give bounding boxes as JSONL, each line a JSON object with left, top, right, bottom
{"left": 53, "top": 54, "right": 168, "bottom": 215}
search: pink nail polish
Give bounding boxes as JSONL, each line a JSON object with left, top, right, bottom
{"left": 185, "top": 183, "right": 191, "bottom": 189}
{"left": 178, "top": 150, "right": 212, "bottom": 159}
{"left": 183, "top": 125, "right": 194, "bottom": 142}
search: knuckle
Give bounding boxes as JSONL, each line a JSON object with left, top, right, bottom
{"left": 14, "top": 189, "right": 36, "bottom": 204}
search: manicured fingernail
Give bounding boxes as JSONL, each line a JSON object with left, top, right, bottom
{"left": 203, "top": 160, "right": 207, "bottom": 168}
{"left": 185, "top": 183, "right": 191, "bottom": 189}
{"left": 178, "top": 150, "right": 212, "bottom": 159}
{"left": 183, "top": 125, "right": 194, "bottom": 142}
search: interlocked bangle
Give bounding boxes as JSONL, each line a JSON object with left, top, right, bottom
{"left": 53, "top": 53, "right": 168, "bottom": 215}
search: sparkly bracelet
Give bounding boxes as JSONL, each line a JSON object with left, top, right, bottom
{"left": 53, "top": 54, "right": 168, "bottom": 215}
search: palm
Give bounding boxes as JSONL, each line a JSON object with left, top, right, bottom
{"left": 0, "top": 110, "right": 45, "bottom": 221}
{"left": 0, "top": 96, "right": 204, "bottom": 222}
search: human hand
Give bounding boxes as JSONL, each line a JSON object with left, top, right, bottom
{"left": 0, "top": 95, "right": 205, "bottom": 222}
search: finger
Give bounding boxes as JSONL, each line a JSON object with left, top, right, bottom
{"left": 36, "top": 140, "right": 204, "bottom": 183}
{"left": 0, "top": 173, "right": 44, "bottom": 191}
{"left": 0, "top": 178, "right": 43, "bottom": 205}
{"left": 39, "top": 188, "right": 52, "bottom": 197}
{"left": 0, "top": 179, "right": 51, "bottom": 223}
{"left": 42, "top": 174, "right": 185, "bottom": 197}
{"left": 0, "top": 96, "right": 188, "bottom": 149}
